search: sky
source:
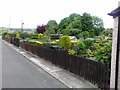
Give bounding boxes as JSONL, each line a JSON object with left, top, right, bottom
{"left": 0, "top": 0, "right": 120, "bottom": 28}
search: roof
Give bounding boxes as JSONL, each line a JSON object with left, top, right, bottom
{"left": 108, "top": 6, "right": 120, "bottom": 18}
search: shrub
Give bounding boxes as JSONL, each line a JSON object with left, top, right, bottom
{"left": 28, "top": 39, "right": 36, "bottom": 44}
{"left": 43, "top": 35, "right": 51, "bottom": 42}
{"left": 82, "top": 39, "right": 95, "bottom": 49}
{"left": 16, "top": 34, "right": 20, "bottom": 39}
{"left": 71, "top": 40, "right": 79, "bottom": 46}
{"left": 50, "top": 41, "right": 58, "bottom": 45}
{"left": 28, "top": 40, "right": 43, "bottom": 46}
{"left": 68, "top": 49, "right": 75, "bottom": 55}
{"left": 20, "top": 33, "right": 32, "bottom": 39}
{"left": 2, "top": 32, "right": 8, "bottom": 40}
{"left": 87, "top": 39, "right": 112, "bottom": 64}
{"left": 75, "top": 41, "right": 87, "bottom": 57}
{"left": 36, "top": 25, "right": 47, "bottom": 34}
{"left": 71, "top": 40, "right": 95, "bottom": 57}
{"left": 60, "top": 36, "right": 71, "bottom": 49}
{"left": 8, "top": 33, "right": 16, "bottom": 37}
{"left": 38, "top": 33, "right": 43, "bottom": 40}
{"left": 35, "top": 41, "right": 43, "bottom": 46}
{"left": 31, "top": 34, "right": 38, "bottom": 39}
{"left": 42, "top": 42, "right": 51, "bottom": 47}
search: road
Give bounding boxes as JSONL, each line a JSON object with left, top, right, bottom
{"left": 2, "top": 40, "right": 67, "bottom": 88}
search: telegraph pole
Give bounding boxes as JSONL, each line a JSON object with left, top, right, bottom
{"left": 21, "top": 20, "right": 24, "bottom": 32}
{"left": 8, "top": 13, "right": 11, "bottom": 32}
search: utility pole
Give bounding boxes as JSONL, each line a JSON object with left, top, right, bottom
{"left": 8, "top": 13, "right": 11, "bottom": 32}
{"left": 21, "top": 20, "right": 24, "bottom": 32}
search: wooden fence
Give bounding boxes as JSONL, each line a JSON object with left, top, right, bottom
{"left": 21, "top": 42, "right": 110, "bottom": 89}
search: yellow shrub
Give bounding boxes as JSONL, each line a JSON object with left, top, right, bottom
{"left": 38, "top": 33, "right": 43, "bottom": 40}
{"left": 60, "top": 36, "right": 71, "bottom": 49}
{"left": 16, "top": 34, "right": 20, "bottom": 39}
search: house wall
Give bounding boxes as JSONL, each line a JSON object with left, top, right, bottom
{"left": 110, "top": 2, "right": 120, "bottom": 89}
{"left": 110, "top": 17, "right": 118, "bottom": 88}
{"left": 117, "top": 16, "right": 120, "bottom": 89}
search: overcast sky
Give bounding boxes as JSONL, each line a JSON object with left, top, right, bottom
{"left": 0, "top": 0, "right": 120, "bottom": 28}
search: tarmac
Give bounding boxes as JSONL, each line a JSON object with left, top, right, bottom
{"left": 4, "top": 41, "right": 98, "bottom": 89}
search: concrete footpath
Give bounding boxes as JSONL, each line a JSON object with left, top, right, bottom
{"left": 4, "top": 41, "right": 97, "bottom": 89}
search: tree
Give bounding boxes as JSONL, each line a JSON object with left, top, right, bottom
{"left": 58, "top": 13, "right": 82, "bottom": 36}
{"left": 46, "top": 20, "right": 58, "bottom": 34}
{"left": 81, "top": 13, "right": 93, "bottom": 32}
{"left": 58, "top": 12, "right": 105, "bottom": 38}
{"left": 102, "top": 28, "right": 113, "bottom": 37}
{"left": 92, "top": 16, "right": 104, "bottom": 36}
{"left": 58, "top": 17, "right": 71, "bottom": 33}
{"left": 67, "top": 13, "right": 82, "bottom": 29}
{"left": 36, "top": 25, "right": 47, "bottom": 34}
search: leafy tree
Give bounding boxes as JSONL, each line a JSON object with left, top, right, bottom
{"left": 103, "top": 28, "right": 113, "bottom": 37}
{"left": 65, "top": 29, "right": 82, "bottom": 38}
{"left": 58, "top": 17, "right": 71, "bottom": 33}
{"left": 59, "top": 13, "right": 82, "bottom": 36}
{"left": 78, "top": 31, "right": 89, "bottom": 39}
{"left": 92, "top": 16, "right": 104, "bottom": 36}
{"left": 46, "top": 20, "right": 58, "bottom": 34}
{"left": 81, "top": 13, "right": 93, "bottom": 32}
{"left": 36, "top": 25, "right": 47, "bottom": 34}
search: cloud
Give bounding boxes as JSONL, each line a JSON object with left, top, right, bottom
{"left": 0, "top": 0, "right": 119, "bottom": 28}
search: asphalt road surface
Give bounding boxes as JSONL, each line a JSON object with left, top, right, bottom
{"left": 2, "top": 40, "right": 67, "bottom": 88}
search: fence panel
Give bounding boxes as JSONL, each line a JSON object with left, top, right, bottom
{"left": 21, "top": 43, "right": 110, "bottom": 89}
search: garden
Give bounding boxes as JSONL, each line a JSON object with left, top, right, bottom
{"left": 2, "top": 12, "right": 113, "bottom": 89}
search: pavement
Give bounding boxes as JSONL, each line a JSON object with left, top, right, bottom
{"left": 3, "top": 40, "right": 97, "bottom": 89}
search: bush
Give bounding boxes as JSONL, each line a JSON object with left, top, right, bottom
{"left": 43, "top": 35, "right": 51, "bottom": 42}
{"left": 87, "top": 39, "right": 112, "bottom": 64}
{"left": 68, "top": 49, "right": 75, "bottom": 55}
{"left": 20, "top": 33, "right": 32, "bottom": 39}
{"left": 2, "top": 32, "right": 8, "bottom": 40}
{"left": 31, "top": 34, "right": 38, "bottom": 39}
{"left": 71, "top": 40, "right": 79, "bottom": 46}
{"left": 72, "top": 40, "right": 95, "bottom": 57}
{"left": 16, "top": 34, "right": 20, "bottom": 39}
{"left": 28, "top": 40, "right": 43, "bottom": 46}
{"left": 8, "top": 33, "right": 16, "bottom": 37}
{"left": 60, "top": 36, "right": 71, "bottom": 49}
{"left": 38, "top": 33, "right": 43, "bottom": 40}
{"left": 42, "top": 42, "right": 51, "bottom": 47}
{"left": 28, "top": 39, "right": 36, "bottom": 44}
{"left": 35, "top": 41, "right": 43, "bottom": 46}
{"left": 82, "top": 39, "right": 95, "bottom": 49}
